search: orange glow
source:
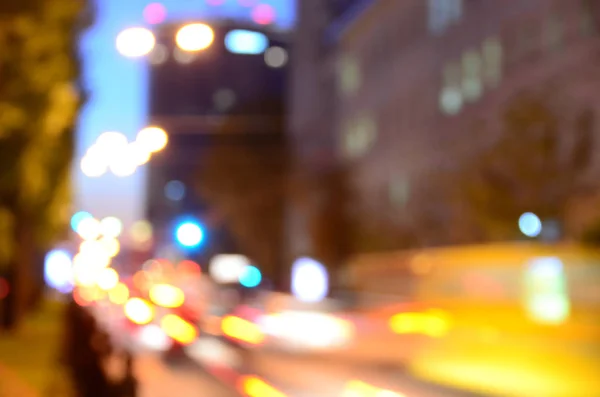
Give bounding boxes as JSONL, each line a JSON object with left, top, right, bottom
{"left": 136, "top": 127, "right": 168, "bottom": 153}
{"left": 221, "top": 315, "right": 264, "bottom": 345}
{"left": 178, "top": 260, "right": 201, "bottom": 274}
{"left": 342, "top": 380, "right": 405, "bottom": 397}
{"left": 73, "top": 288, "right": 92, "bottom": 306}
{"left": 124, "top": 298, "right": 154, "bottom": 325}
{"left": 175, "top": 23, "right": 214, "bottom": 52}
{"left": 237, "top": 376, "right": 287, "bottom": 397}
{"left": 160, "top": 314, "right": 197, "bottom": 345}
{"left": 149, "top": 284, "right": 185, "bottom": 308}
{"left": 108, "top": 282, "right": 129, "bottom": 305}
{"left": 388, "top": 310, "right": 450, "bottom": 337}
{"left": 133, "top": 271, "right": 151, "bottom": 290}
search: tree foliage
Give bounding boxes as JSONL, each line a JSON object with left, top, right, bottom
{"left": 457, "top": 93, "right": 595, "bottom": 240}
{"left": 0, "top": 0, "right": 92, "bottom": 327}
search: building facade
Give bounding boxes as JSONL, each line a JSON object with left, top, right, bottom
{"left": 287, "top": 0, "right": 600, "bottom": 271}
{"left": 145, "top": 20, "right": 289, "bottom": 270}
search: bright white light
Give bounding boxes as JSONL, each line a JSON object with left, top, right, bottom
{"left": 519, "top": 212, "right": 542, "bottom": 237}
{"left": 97, "top": 268, "right": 119, "bottom": 291}
{"left": 209, "top": 254, "right": 250, "bottom": 283}
{"left": 224, "top": 29, "right": 268, "bottom": 54}
{"left": 77, "top": 217, "right": 101, "bottom": 240}
{"left": 71, "top": 211, "right": 93, "bottom": 232}
{"left": 99, "top": 217, "right": 123, "bottom": 238}
{"left": 128, "top": 141, "right": 152, "bottom": 166}
{"left": 175, "top": 222, "right": 204, "bottom": 247}
{"left": 176, "top": 23, "right": 214, "bottom": 52}
{"left": 291, "top": 257, "right": 329, "bottom": 303}
{"left": 96, "top": 131, "right": 128, "bottom": 150}
{"left": 44, "top": 250, "right": 73, "bottom": 293}
{"left": 109, "top": 154, "right": 138, "bottom": 177}
{"left": 116, "top": 27, "right": 156, "bottom": 58}
{"left": 136, "top": 126, "right": 168, "bottom": 153}
{"left": 138, "top": 324, "right": 172, "bottom": 351}
{"left": 80, "top": 154, "right": 108, "bottom": 177}
{"left": 264, "top": 46, "right": 288, "bottom": 68}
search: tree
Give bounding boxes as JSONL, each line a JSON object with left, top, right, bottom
{"left": 0, "top": 0, "right": 92, "bottom": 328}
{"left": 194, "top": 101, "right": 289, "bottom": 289}
{"left": 456, "top": 93, "right": 594, "bottom": 241}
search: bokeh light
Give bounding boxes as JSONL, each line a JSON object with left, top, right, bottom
{"left": 128, "top": 141, "right": 152, "bottom": 166}
{"left": 44, "top": 250, "right": 73, "bottom": 293}
{"left": 160, "top": 314, "right": 197, "bottom": 345}
{"left": 71, "top": 211, "right": 93, "bottom": 233}
{"left": 116, "top": 27, "right": 156, "bottom": 57}
{"left": 291, "top": 257, "right": 329, "bottom": 303}
{"left": 175, "top": 23, "right": 215, "bottom": 52}
{"left": 100, "top": 216, "right": 123, "bottom": 238}
{"left": 239, "top": 265, "right": 261, "bottom": 288}
{"left": 108, "top": 282, "right": 129, "bottom": 305}
{"left": 97, "top": 267, "right": 119, "bottom": 291}
{"left": 76, "top": 217, "right": 102, "bottom": 240}
{"left": 143, "top": 2, "right": 167, "bottom": 25}
{"left": 99, "top": 236, "right": 121, "bottom": 258}
{"left": 264, "top": 46, "right": 288, "bottom": 68}
{"left": 149, "top": 284, "right": 185, "bottom": 308}
{"left": 175, "top": 221, "right": 204, "bottom": 247}
{"left": 124, "top": 298, "right": 154, "bottom": 325}
{"left": 164, "top": 180, "right": 186, "bottom": 201}
{"left": 251, "top": 4, "right": 276, "bottom": 25}
{"left": 519, "top": 212, "right": 542, "bottom": 238}
{"left": 96, "top": 131, "right": 128, "bottom": 150}
{"left": 136, "top": 126, "right": 168, "bottom": 153}
{"left": 109, "top": 153, "right": 138, "bottom": 177}
{"left": 80, "top": 154, "right": 108, "bottom": 177}
{"left": 209, "top": 254, "right": 249, "bottom": 283}
{"left": 130, "top": 220, "right": 153, "bottom": 245}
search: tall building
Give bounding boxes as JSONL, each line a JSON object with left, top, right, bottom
{"left": 288, "top": 0, "right": 600, "bottom": 267}
{"left": 145, "top": 20, "right": 289, "bottom": 269}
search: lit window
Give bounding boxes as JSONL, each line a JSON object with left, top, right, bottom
{"left": 148, "top": 44, "right": 168, "bottom": 65}
{"left": 482, "top": 37, "right": 502, "bottom": 88}
{"left": 439, "top": 61, "right": 463, "bottom": 115}
{"left": 224, "top": 29, "right": 268, "bottom": 54}
{"left": 264, "top": 46, "right": 288, "bottom": 68}
{"left": 213, "top": 88, "right": 236, "bottom": 111}
{"left": 428, "top": 0, "right": 463, "bottom": 35}
{"left": 544, "top": 15, "right": 563, "bottom": 51}
{"left": 461, "top": 50, "right": 483, "bottom": 102}
{"left": 173, "top": 47, "right": 196, "bottom": 64}
{"left": 343, "top": 115, "right": 376, "bottom": 158}
{"left": 338, "top": 55, "right": 361, "bottom": 96}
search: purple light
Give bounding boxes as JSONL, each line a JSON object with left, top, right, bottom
{"left": 251, "top": 4, "right": 276, "bottom": 25}
{"left": 206, "top": 0, "right": 226, "bottom": 5}
{"left": 143, "top": 3, "right": 167, "bottom": 25}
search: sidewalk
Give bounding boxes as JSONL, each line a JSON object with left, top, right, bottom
{"left": 0, "top": 300, "right": 69, "bottom": 397}
{"left": 0, "top": 364, "right": 39, "bottom": 397}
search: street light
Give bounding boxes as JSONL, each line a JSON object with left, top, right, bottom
{"left": 175, "top": 23, "right": 214, "bottom": 52}
{"left": 116, "top": 27, "right": 156, "bottom": 57}
{"left": 175, "top": 221, "right": 204, "bottom": 248}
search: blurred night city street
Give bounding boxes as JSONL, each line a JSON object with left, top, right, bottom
{"left": 1, "top": 1, "right": 600, "bottom": 397}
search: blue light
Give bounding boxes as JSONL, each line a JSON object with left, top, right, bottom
{"left": 224, "top": 29, "right": 268, "bottom": 54}
{"left": 44, "top": 249, "right": 73, "bottom": 294}
{"left": 175, "top": 221, "right": 204, "bottom": 248}
{"left": 519, "top": 212, "right": 542, "bottom": 238}
{"left": 239, "top": 265, "right": 261, "bottom": 288}
{"left": 71, "top": 211, "right": 93, "bottom": 233}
